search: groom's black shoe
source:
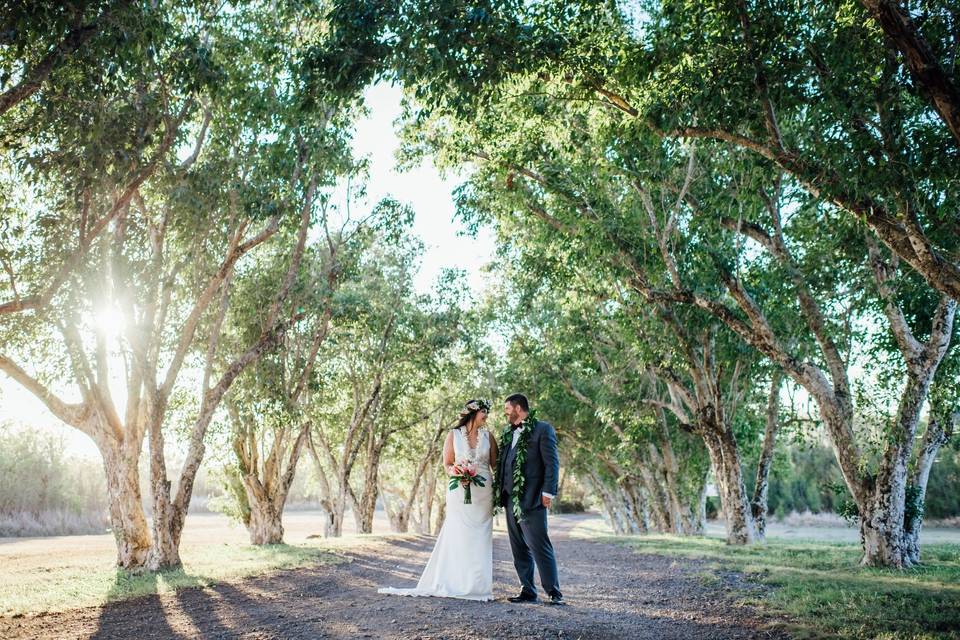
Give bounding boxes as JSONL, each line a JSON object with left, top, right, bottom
{"left": 508, "top": 591, "right": 538, "bottom": 603}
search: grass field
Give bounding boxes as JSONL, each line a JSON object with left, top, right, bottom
{"left": 0, "top": 539, "right": 346, "bottom": 617}
{"left": 0, "top": 512, "right": 378, "bottom": 617}
{"left": 598, "top": 532, "right": 960, "bottom": 640}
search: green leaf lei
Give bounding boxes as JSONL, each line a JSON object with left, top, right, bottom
{"left": 493, "top": 409, "right": 537, "bottom": 522}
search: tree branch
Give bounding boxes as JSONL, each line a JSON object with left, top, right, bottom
{"left": 860, "top": 0, "right": 960, "bottom": 147}
{"left": 0, "top": 355, "right": 89, "bottom": 429}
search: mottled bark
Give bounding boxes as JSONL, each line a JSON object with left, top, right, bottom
{"left": 356, "top": 432, "right": 386, "bottom": 534}
{"left": 326, "top": 379, "right": 383, "bottom": 536}
{"left": 418, "top": 462, "right": 440, "bottom": 535}
{"left": 859, "top": 247, "right": 957, "bottom": 567}
{"left": 247, "top": 502, "right": 285, "bottom": 545}
{"left": 585, "top": 470, "right": 639, "bottom": 535}
{"left": 751, "top": 370, "right": 783, "bottom": 540}
{"left": 904, "top": 410, "right": 953, "bottom": 564}
{"left": 647, "top": 356, "right": 758, "bottom": 543}
{"left": 622, "top": 476, "right": 650, "bottom": 533}
{"left": 98, "top": 428, "right": 152, "bottom": 568}
{"left": 381, "top": 484, "right": 410, "bottom": 533}
{"left": 637, "top": 463, "right": 673, "bottom": 533}
{"left": 234, "top": 422, "right": 310, "bottom": 545}
{"left": 0, "top": 356, "right": 152, "bottom": 569}
{"left": 306, "top": 433, "right": 338, "bottom": 537}
{"left": 650, "top": 431, "right": 685, "bottom": 534}
{"left": 147, "top": 199, "right": 312, "bottom": 567}
{"left": 433, "top": 497, "right": 447, "bottom": 535}
{"left": 703, "top": 426, "right": 756, "bottom": 545}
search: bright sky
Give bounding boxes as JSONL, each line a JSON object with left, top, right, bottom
{"left": 352, "top": 82, "right": 496, "bottom": 294}
{"left": 0, "top": 81, "right": 496, "bottom": 460}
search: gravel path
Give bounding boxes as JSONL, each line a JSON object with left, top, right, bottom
{"left": 1, "top": 518, "right": 791, "bottom": 639}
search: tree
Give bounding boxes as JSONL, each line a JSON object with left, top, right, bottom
{"left": 212, "top": 208, "right": 363, "bottom": 545}
{"left": 0, "top": 0, "right": 366, "bottom": 570}
{"left": 0, "top": 1, "right": 219, "bottom": 568}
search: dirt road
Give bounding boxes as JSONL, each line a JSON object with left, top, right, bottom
{"left": 1, "top": 517, "right": 789, "bottom": 639}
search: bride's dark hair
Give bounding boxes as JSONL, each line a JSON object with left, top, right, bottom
{"left": 455, "top": 398, "right": 491, "bottom": 429}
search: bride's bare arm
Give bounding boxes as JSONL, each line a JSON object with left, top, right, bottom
{"left": 488, "top": 431, "right": 498, "bottom": 469}
{"left": 442, "top": 431, "right": 456, "bottom": 476}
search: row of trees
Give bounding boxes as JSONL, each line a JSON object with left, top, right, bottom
{"left": 305, "top": 0, "right": 960, "bottom": 568}
{"left": 1, "top": 0, "right": 503, "bottom": 569}
{"left": 0, "top": 0, "right": 413, "bottom": 569}
{"left": 3, "top": 0, "right": 959, "bottom": 573}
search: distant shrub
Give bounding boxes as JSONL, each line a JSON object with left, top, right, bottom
{"left": 552, "top": 498, "right": 586, "bottom": 514}
{"left": 0, "top": 509, "right": 107, "bottom": 537}
{"left": 0, "top": 423, "right": 109, "bottom": 536}
{"left": 206, "top": 464, "right": 251, "bottom": 525}
{"left": 705, "top": 496, "right": 720, "bottom": 520}
{"left": 925, "top": 444, "right": 960, "bottom": 519}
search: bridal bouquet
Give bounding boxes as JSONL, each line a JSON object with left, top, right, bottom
{"left": 448, "top": 460, "right": 487, "bottom": 504}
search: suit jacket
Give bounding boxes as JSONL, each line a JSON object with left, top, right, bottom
{"left": 497, "top": 419, "right": 560, "bottom": 513}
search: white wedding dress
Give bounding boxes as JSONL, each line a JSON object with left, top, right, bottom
{"left": 378, "top": 427, "right": 494, "bottom": 601}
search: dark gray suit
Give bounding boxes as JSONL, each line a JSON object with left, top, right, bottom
{"left": 497, "top": 419, "right": 561, "bottom": 598}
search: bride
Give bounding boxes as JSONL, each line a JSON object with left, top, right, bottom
{"left": 379, "top": 398, "right": 499, "bottom": 601}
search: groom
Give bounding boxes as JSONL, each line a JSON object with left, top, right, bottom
{"left": 497, "top": 393, "right": 564, "bottom": 605}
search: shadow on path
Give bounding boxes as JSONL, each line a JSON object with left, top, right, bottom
{"left": 1, "top": 530, "right": 791, "bottom": 639}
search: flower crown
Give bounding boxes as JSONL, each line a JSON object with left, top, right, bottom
{"left": 459, "top": 398, "right": 491, "bottom": 418}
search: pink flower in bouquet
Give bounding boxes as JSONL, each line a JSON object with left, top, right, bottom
{"left": 452, "top": 460, "right": 477, "bottom": 477}
{"left": 448, "top": 459, "right": 486, "bottom": 504}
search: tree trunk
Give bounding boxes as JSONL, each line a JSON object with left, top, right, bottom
{"left": 356, "top": 438, "right": 385, "bottom": 534}
{"left": 751, "top": 370, "right": 783, "bottom": 540}
{"left": 904, "top": 411, "right": 952, "bottom": 564}
{"left": 144, "top": 412, "right": 182, "bottom": 571}
{"left": 433, "top": 494, "right": 446, "bottom": 535}
{"left": 585, "top": 472, "right": 627, "bottom": 534}
{"left": 331, "top": 494, "right": 346, "bottom": 536}
{"left": 637, "top": 463, "right": 674, "bottom": 533}
{"left": 237, "top": 470, "right": 285, "bottom": 545}
{"left": 417, "top": 465, "right": 439, "bottom": 534}
{"left": 654, "top": 412, "right": 707, "bottom": 535}
{"left": 98, "top": 433, "right": 152, "bottom": 569}
{"left": 859, "top": 376, "right": 925, "bottom": 567}
{"left": 380, "top": 482, "right": 410, "bottom": 533}
{"left": 388, "top": 503, "right": 410, "bottom": 533}
{"left": 860, "top": 481, "right": 908, "bottom": 568}
{"left": 306, "top": 432, "right": 340, "bottom": 537}
{"left": 247, "top": 497, "right": 284, "bottom": 545}
{"left": 621, "top": 477, "right": 650, "bottom": 533}
{"left": 703, "top": 426, "right": 756, "bottom": 545}
{"left": 861, "top": 351, "right": 945, "bottom": 567}
{"left": 587, "top": 470, "right": 646, "bottom": 534}
{"left": 649, "top": 440, "right": 685, "bottom": 534}
{"left": 693, "top": 468, "right": 709, "bottom": 535}
{"left": 320, "top": 503, "right": 337, "bottom": 537}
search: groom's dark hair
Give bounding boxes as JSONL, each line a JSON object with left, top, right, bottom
{"left": 505, "top": 393, "right": 529, "bottom": 412}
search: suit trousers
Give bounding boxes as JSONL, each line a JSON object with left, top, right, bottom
{"left": 502, "top": 491, "right": 561, "bottom": 598}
